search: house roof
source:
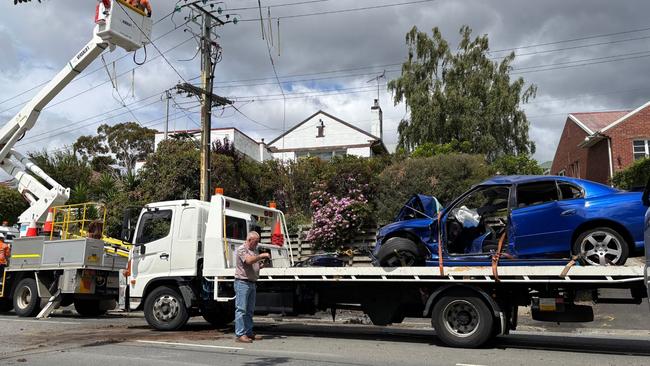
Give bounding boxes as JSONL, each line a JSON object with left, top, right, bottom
{"left": 268, "top": 110, "right": 381, "bottom": 146}
{"left": 569, "top": 110, "right": 630, "bottom": 134}
{"left": 568, "top": 100, "right": 650, "bottom": 135}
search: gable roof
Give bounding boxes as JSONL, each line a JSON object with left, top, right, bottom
{"left": 268, "top": 110, "right": 380, "bottom": 146}
{"left": 568, "top": 100, "right": 650, "bottom": 135}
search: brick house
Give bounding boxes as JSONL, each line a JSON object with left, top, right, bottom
{"left": 550, "top": 101, "right": 650, "bottom": 184}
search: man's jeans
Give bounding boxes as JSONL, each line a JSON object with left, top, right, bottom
{"left": 234, "top": 279, "right": 256, "bottom": 337}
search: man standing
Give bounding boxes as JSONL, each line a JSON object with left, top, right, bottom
{"left": 0, "top": 235, "right": 10, "bottom": 267}
{"left": 234, "top": 231, "right": 270, "bottom": 343}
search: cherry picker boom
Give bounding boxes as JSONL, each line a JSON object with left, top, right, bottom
{"left": 0, "top": 0, "right": 151, "bottom": 319}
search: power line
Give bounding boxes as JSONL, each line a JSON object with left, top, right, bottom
{"left": 0, "top": 15, "right": 191, "bottom": 108}
{"left": 240, "top": 0, "right": 436, "bottom": 21}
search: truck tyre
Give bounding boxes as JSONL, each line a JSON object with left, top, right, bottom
{"left": 573, "top": 227, "right": 629, "bottom": 266}
{"left": 431, "top": 290, "right": 494, "bottom": 348}
{"left": 201, "top": 301, "right": 235, "bottom": 328}
{"left": 13, "top": 278, "right": 41, "bottom": 317}
{"left": 376, "top": 237, "right": 425, "bottom": 267}
{"left": 144, "top": 285, "right": 189, "bottom": 331}
{"left": 74, "top": 299, "right": 111, "bottom": 317}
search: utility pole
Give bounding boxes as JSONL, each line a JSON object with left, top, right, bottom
{"left": 164, "top": 89, "right": 171, "bottom": 140}
{"left": 200, "top": 15, "right": 213, "bottom": 202}
{"left": 175, "top": 2, "right": 235, "bottom": 201}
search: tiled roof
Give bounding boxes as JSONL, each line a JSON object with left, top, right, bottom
{"left": 570, "top": 110, "right": 630, "bottom": 133}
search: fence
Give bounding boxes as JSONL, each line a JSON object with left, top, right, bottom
{"left": 260, "top": 225, "right": 378, "bottom": 267}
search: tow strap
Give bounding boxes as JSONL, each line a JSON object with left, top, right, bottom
{"left": 437, "top": 212, "right": 444, "bottom": 276}
{"left": 560, "top": 255, "right": 580, "bottom": 277}
{"left": 491, "top": 233, "right": 507, "bottom": 282}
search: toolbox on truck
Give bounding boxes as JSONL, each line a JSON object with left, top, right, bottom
{"left": 8, "top": 237, "right": 127, "bottom": 270}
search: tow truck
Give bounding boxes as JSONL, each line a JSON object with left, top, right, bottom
{"left": 124, "top": 190, "right": 649, "bottom": 348}
{"left": 0, "top": 0, "right": 151, "bottom": 317}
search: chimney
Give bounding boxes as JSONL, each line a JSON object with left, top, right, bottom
{"left": 259, "top": 138, "right": 266, "bottom": 162}
{"left": 370, "top": 99, "right": 383, "bottom": 140}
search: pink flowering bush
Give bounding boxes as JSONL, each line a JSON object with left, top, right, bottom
{"left": 306, "top": 176, "right": 371, "bottom": 251}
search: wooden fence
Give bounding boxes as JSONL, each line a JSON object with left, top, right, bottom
{"left": 260, "top": 225, "right": 378, "bottom": 267}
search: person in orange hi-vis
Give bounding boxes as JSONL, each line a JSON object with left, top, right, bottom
{"left": 129, "top": 0, "right": 152, "bottom": 17}
{"left": 0, "top": 235, "right": 10, "bottom": 267}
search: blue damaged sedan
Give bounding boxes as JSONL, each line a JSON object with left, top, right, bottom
{"left": 373, "top": 176, "right": 647, "bottom": 266}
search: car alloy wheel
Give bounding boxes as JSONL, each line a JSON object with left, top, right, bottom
{"left": 442, "top": 299, "right": 480, "bottom": 338}
{"left": 579, "top": 230, "right": 623, "bottom": 266}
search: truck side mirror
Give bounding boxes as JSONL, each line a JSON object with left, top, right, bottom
{"left": 121, "top": 207, "right": 141, "bottom": 244}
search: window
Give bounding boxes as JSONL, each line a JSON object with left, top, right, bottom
{"left": 633, "top": 140, "right": 650, "bottom": 160}
{"left": 516, "top": 181, "right": 558, "bottom": 208}
{"left": 295, "top": 149, "right": 346, "bottom": 161}
{"left": 558, "top": 170, "right": 566, "bottom": 176}
{"left": 557, "top": 181, "right": 583, "bottom": 200}
{"left": 178, "top": 208, "right": 197, "bottom": 241}
{"left": 453, "top": 186, "right": 510, "bottom": 217}
{"left": 316, "top": 119, "right": 325, "bottom": 138}
{"left": 226, "top": 216, "right": 247, "bottom": 240}
{"left": 136, "top": 210, "right": 172, "bottom": 245}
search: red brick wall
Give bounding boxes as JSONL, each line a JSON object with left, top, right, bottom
{"left": 551, "top": 118, "right": 589, "bottom": 179}
{"left": 585, "top": 139, "right": 609, "bottom": 183}
{"left": 606, "top": 104, "right": 650, "bottom": 173}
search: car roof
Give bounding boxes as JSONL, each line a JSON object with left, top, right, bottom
{"left": 479, "top": 175, "right": 584, "bottom": 186}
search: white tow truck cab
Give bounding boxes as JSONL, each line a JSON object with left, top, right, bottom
{"left": 126, "top": 193, "right": 293, "bottom": 329}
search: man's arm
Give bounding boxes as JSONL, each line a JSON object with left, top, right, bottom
{"left": 244, "top": 252, "right": 270, "bottom": 265}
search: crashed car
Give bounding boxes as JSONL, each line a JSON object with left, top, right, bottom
{"left": 373, "top": 176, "right": 647, "bottom": 266}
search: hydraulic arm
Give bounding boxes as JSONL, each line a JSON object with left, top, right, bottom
{"left": 0, "top": 0, "right": 152, "bottom": 231}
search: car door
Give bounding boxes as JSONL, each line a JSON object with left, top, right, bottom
{"left": 510, "top": 180, "right": 580, "bottom": 258}
{"left": 131, "top": 208, "right": 174, "bottom": 294}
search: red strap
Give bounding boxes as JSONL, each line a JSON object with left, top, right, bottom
{"left": 491, "top": 233, "right": 507, "bottom": 282}
{"left": 437, "top": 212, "right": 444, "bottom": 276}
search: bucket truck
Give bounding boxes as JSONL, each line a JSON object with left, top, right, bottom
{"left": 0, "top": 0, "right": 151, "bottom": 318}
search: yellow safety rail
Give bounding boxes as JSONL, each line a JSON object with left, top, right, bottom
{"left": 49, "top": 202, "right": 132, "bottom": 258}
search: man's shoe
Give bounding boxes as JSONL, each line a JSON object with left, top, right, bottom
{"left": 248, "top": 334, "right": 263, "bottom": 340}
{"left": 235, "top": 335, "right": 253, "bottom": 343}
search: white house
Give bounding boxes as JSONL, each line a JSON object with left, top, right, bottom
{"left": 153, "top": 127, "right": 271, "bottom": 162}
{"left": 268, "top": 100, "right": 388, "bottom": 161}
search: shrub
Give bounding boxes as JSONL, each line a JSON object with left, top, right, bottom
{"left": 375, "top": 154, "right": 490, "bottom": 223}
{"left": 306, "top": 176, "right": 371, "bottom": 251}
{"left": 612, "top": 157, "right": 650, "bottom": 190}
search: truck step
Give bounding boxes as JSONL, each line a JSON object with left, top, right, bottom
{"left": 36, "top": 291, "right": 62, "bottom": 319}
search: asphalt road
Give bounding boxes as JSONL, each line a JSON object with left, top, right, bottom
{"left": 1, "top": 304, "right": 649, "bottom": 366}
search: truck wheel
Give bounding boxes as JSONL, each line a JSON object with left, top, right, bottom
{"left": 201, "top": 301, "right": 235, "bottom": 328}
{"left": 144, "top": 286, "right": 189, "bottom": 331}
{"left": 431, "top": 290, "right": 494, "bottom": 348}
{"left": 74, "top": 299, "right": 110, "bottom": 317}
{"left": 376, "top": 237, "right": 425, "bottom": 267}
{"left": 13, "top": 278, "right": 42, "bottom": 317}
{"left": 573, "top": 227, "right": 629, "bottom": 266}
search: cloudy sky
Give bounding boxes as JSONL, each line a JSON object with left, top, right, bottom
{"left": 1, "top": 0, "right": 650, "bottom": 164}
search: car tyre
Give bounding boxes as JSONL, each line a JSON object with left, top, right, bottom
{"left": 431, "top": 290, "right": 494, "bottom": 348}
{"left": 573, "top": 227, "right": 629, "bottom": 266}
{"left": 376, "top": 237, "right": 425, "bottom": 267}
{"left": 12, "top": 278, "right": 41, "bottom": 317}
{"left": 144, "top": 286, "right": 189, "bottom": 331}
